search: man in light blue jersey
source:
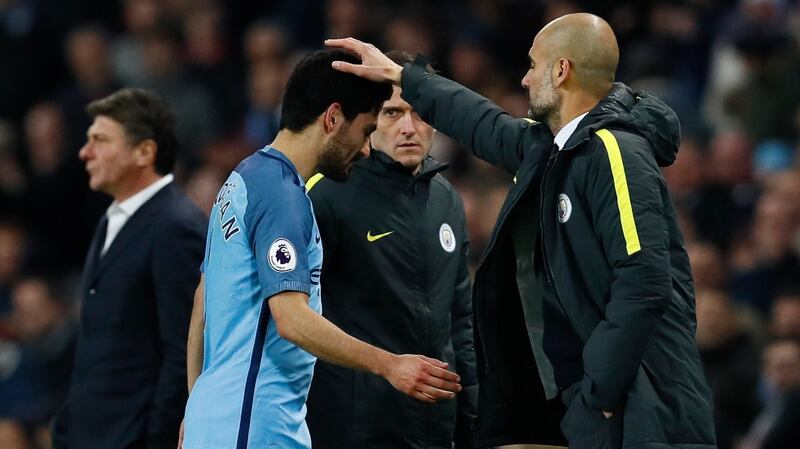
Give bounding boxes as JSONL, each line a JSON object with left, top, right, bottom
{"left": 180, "top": 50, "right": 463, "bottom": 449}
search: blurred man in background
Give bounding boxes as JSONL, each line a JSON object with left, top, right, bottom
{"left": 739, "top": 337, "right": 800, "bottom": 449}
{"left": 696, "top": 288, "right": 761, "bottom": 449}
{"left": 769, "top": 288, "right": 800, "bottom": 339}
{"left": 305, "top": 51, "right": 477, "bottom": 449}
{"left": 0, "top": 276, "right": 77, "bottom": 449}
{"left": 52, "top": 88, "right": 206, "bottom": 449}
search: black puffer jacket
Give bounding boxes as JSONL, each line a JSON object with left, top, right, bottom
{"left": 401, "top": 58, "right": 717, "bottom": 449}
{"left": 305, "top": 151, "right": 477, "bottom": 449}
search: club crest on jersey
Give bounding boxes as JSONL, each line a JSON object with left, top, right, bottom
{"left": 268, "top": 238, "right": 296, "bottom": 272}
{"left": 439, "top": 223, "right": 456, "bottom": 253}
{"left": 557, "top": 193, "right": 572, "bottom": 223}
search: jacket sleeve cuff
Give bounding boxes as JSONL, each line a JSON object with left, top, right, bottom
{"left": 400, "top": 54, "right": 430, "bottom": 103}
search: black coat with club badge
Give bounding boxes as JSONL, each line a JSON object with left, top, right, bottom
{"left": 305, "top": 150, "right": 478, "bottom": 449}
{"left": 399, "top": 57, "right": 717, "bottom": 449}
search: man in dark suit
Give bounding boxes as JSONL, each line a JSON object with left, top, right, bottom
{"left": 52, "top": 88, "right": 206, "bottom": 449}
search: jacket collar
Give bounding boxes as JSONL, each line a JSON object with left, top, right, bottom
{"left": 559, "top": 82, "right": 681, "bottom": 166}
{"left": 560, "top": 83, "right": 635, "bottom": 152}
{"left": 554, "top": 112, "right": 589, "bottom": 150}
{"left": 87, "top": 184, "right": 175, "bottom": 284}
{"left": 107, "top": 173, "right": 174, "bottom": 220}
{"left": 358, "top": 148, "right": 448, "bottom": 181}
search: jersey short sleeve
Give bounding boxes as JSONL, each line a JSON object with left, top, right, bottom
{"left": 244, "top": 179, "right": 314, "bottom": 301}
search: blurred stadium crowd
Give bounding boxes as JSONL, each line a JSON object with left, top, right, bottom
{"left": 1, "top": 0, "right": 799, "bottom": 448}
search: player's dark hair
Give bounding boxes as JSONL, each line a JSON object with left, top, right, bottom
{"left": 86, "top": 88, "right": 179, "bottom": 175}
{"left": 279, "top": 50, "right": 392, "bottom": 132}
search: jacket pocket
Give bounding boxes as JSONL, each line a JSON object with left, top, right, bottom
{"left": 560, "top": 385, "right": 623, "bottom": 449}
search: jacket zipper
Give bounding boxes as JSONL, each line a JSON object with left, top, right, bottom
{"left": 411, "top": 177, "right": 434, "bottom": 445}
{"left": 539, "top": 149, "right": 570, "bottom": 319}
{"left": 411, "top": 179, "right": 433, "bottom": 357}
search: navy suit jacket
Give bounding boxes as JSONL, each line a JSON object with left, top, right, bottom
{"left": 53, "top": 183, "right": 206, "bottom": 449}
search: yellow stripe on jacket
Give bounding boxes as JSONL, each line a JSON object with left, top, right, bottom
{"left": 595, "top": 129, "right": 641, "bottom": 255}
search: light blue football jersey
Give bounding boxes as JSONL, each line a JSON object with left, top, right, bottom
{"left": 183, "top": 146, "right": 323, "bottom": 449}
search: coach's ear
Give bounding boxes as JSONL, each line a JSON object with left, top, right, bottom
{"left": 132, "top": 139, "right": 157, "bottom": 169}
{"left": 322, "top": 103, "right": 345, "bottom": 135}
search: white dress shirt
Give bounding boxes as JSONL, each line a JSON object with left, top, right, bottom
{"left": 101, "top": 174, "right": 174, "bottom": 256}
{"left": 553, "top": 112, "right": 589, "bottom": 150}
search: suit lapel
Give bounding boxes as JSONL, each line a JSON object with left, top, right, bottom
{"left": 81, "top": 214, "right": 108, "bottom": 291}
{"left": 89, "top": 184, "right": 174, "bottom": 284}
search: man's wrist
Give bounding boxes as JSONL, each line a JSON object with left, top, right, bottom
{"left": 368, "top": 347, "right": 396, "bottom": 377}
{"left": 390, "top": 66, "right": 403, "bottom": 85}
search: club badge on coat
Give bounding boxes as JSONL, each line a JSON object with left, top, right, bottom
{"left": 558, "top": 193, "right": 572, "bottom": 223}
{"left": 439, "top": 223, "right": 456, "bottom": 252}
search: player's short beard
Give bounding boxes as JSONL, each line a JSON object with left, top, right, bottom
{"left": 528, "top": 64, "right": 562, "bottom": 131}
{"left": 317, "top": 127, "right": 359, "bottom": 182}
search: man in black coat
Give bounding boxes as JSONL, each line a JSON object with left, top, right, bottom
{"left": 305, "top": 52, "right": 477, "bottom": 449}
{"left": 52, "top": 88, "right": 206, "bottom": 449}
{"left": 328, "top": 12, "right": 716, "bottom": 449}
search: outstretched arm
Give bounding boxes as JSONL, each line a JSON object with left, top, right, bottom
{"left": 325, "top": 37, "right": 552, "bottom": 175}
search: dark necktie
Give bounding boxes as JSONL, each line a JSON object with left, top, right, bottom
{"left": 93, "top": 214, "right": 109, "bottom": 262}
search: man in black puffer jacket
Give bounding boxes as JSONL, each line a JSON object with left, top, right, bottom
{"left": 327, "top": 12, "right": 716, "bottom": 449}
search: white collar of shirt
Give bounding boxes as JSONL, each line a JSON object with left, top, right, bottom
{"left": 553, "top": 112, "right": 589, "bottom": 150}
{"left": 101, "top": 174, "right": 174, "bottom": 256}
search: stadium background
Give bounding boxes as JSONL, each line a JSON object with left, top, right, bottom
{"left": 1, "top": 0, "right": 799, "bottom": 448}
